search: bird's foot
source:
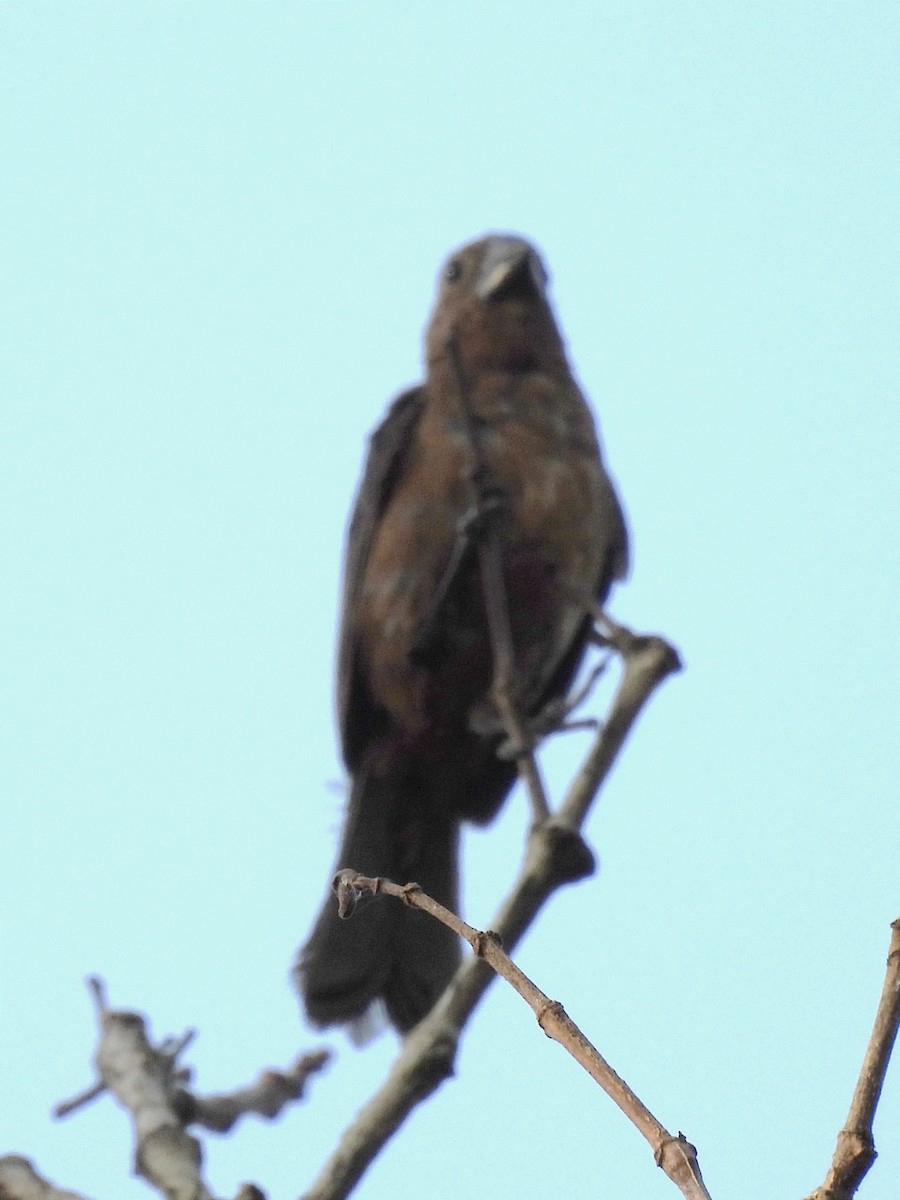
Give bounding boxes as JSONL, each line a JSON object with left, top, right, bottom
{"left": 588, "top": 608, "right": 639, "bottom": 656}
{"left": 469, "top": 662, "right": 608, "bottom": 761}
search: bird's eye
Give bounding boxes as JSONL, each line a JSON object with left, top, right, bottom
{"left": 444, "top": 258, "right": 462, "bottom": 283}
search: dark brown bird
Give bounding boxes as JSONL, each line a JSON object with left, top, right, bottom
{"left": 296, "top": 234, "right": 628, "bottom": 1035}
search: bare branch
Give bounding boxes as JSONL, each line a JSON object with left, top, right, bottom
{"left": 56, "top": 978, "right": 330, "bottom": 1200}
{"left": 186, "top": 1051, "right": 331, "bottom": 1134}
{"left": 0, "top": 1156, "right": 92, "bottom": 1200}
{"left": 803, "top": 918, "right": 900, "bottom": 1200}
{"left": 84, "top": 978, "right": 222, "bottom": 1200}
{"left": 53, "top": 1079, "right": 107, "bottom": 1120}
{"left": 561, "top": 615, "right": 682, "bottom": 829}
{"left": 303, "top": 623, "right": 681, "bottom": 1200}
{"left": 331, "top": 871, "right": 711, "bottom": 1200}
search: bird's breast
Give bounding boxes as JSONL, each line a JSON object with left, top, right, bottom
{"left": 358, "top": 373, "right": 609, "bottom": 740}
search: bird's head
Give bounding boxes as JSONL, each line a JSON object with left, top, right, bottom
{"left": 425, "top": 234, "right": 567, "bottom": 373}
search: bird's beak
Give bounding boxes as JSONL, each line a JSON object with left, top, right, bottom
{"left": 475, "top": 237, "right": 547, "bottom": 302}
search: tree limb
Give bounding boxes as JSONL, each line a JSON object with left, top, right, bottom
{"left": 803, "top": 918, "right": 900, "bottom": 1200}
{"left": 49, "top": 977, "right": 329, "bottom": 1200}
{"left": 302, "top": 625, "right": 681, "bottom": 1200}
{"left": 0, "top": 1156, "right": 92, "bottom": 1200}
{"left": 334, "top": 870, "right": 711, "bottom": 1200}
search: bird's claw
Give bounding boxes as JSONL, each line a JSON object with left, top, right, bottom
{"left": 469, "top": 681, "right": 604, "bottom": 760}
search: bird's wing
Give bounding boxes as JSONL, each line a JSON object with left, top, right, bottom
{"left": 596, "top": 460, "right": 630, "bottom": 591}
{"left": 533, "top": 453, "right": 629, "bottom": 717}
{"left": 336, "top": 386, "right": 426, "bottom": 769}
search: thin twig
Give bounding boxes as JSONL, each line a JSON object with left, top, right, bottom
{"left": 58, "top": 978, "right": 330, "bottom": 1200}
{"left": 444, "top": 330, "right": 551, "bottom": 822}
{"left": 332, "top": 870, "right": 711, "bottom": 1200}
{"left": 478, "top": 529, "right": 551, "bottom": 820}
{"left": 560, "top": 620, "right": 682, "bottom": 829}
{"left": 187, "top": 1051, "right": 331, "bottom": 1133}
{"left": 53, "top": 1079, "right": 107, "bottom": 1120}
{"left": 803, "top": 918, "right": 900, "bottom": 1200}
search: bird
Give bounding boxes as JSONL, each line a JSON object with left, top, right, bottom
{"left": 296, "top": 233, "right": 629, "bottom": 1036}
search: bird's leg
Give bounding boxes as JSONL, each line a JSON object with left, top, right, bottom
{"left": 470, "top": 585, "right": 616, "bottom": 758}
{"left": 477, "top": 534, "right": 551, "bottom": 822}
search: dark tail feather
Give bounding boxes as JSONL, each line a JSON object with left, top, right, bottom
{"left": 383, "top": 808, "right": 460, "bottom": 1032}
{"left": 296, "top": 768, "right": 461, "bottom": 1035}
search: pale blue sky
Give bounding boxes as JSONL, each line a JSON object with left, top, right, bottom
{"left": 2, "top": 6, "right": 898, "bottom": 1200}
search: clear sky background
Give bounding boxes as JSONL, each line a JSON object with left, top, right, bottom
{"left": 2, "top": 6, "right": 898, "bottom": 1200}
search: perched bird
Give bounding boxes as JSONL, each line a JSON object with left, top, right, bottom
{"left": 296, "top": 234, "right": 629, "bottom": 1035}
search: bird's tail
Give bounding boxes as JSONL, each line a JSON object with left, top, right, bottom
{"left": 296, "top": 768, "right": 461, "bottom": 1035}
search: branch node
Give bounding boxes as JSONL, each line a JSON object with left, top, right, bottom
{"left": 472, "top": 929, "right": 502, "bottom": 958}
{"left": 536, "top": 999, "right": 564, "bottom": 1034}
{"left": 537, "top": 822, "right": 597, "bottom": 885}
{"left": 331, "top": 868, "right": 375, "bottom": 918}
{"left": 654, "top": 1130, "right": 708, "bottom": 1199}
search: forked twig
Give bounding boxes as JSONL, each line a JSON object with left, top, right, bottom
{"left": 51, "top": 978, "right": 329, "bottom": 1200}
{"left": 303, "top": 626, "right": 681, "bottom": 1200}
